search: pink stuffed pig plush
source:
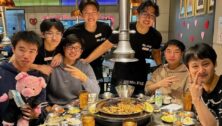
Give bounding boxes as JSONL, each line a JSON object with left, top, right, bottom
{"left": 15, "top": 72, "right": 46, "bottom": 98}
{"left": 0, "top": 72, "right": 46, "bottom": 126}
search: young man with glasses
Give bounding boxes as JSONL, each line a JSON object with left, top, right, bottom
{"left": 63, "top": 0, "right": 112, "bottom": 84}
{"left": 47, "top": 34, "right": 100, "bottom": 105}
{"left": 9, "top": 19, "right": 64, "bottom": 75}
{"left": 32, "top": 18, "right": 64, "bottom": 75}
{"left": 83, "top": 1, "right": 162, "bottom": 95}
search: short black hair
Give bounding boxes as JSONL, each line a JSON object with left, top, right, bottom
{"left": 12, "top": 31, "right": 42, "bottom": 50}
{"left": 40, "top": 18, "right": 64, "bottom": 33}
{"left": 163, "top": 39, "right": 186, "bottom": 52}
{"left": 137, "top": 0, "right": 160, "bottom": 17}
{"left": 61, "top": 34, "right": 85, "bottom": 55}
{"left": 184, "top": 43, "right": 217, "bottom": 66}
{"left": 79, "top": 0, "right": 99, "bottom": 13}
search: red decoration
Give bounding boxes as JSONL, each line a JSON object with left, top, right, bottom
{"left": 182, "top": 21, "right": 186, "bottom": 27}
{"left": 29, "top": 18, "right": 37, "bottom": 25}
{"left": 204, "top": 20, "right": 209, "bottom": 30}
{"left": 189, "top": 35, "right": 195, "bottom": 42}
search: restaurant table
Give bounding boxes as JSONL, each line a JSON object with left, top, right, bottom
{"left": 43, "top": 101, "right": 201, "bottom": 126}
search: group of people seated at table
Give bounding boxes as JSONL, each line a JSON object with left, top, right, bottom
{"left": 0, "top": 0, "right": 221, "bottom": 126}
{"left": 145, "top": 40, "right": 221, "bottom": 126}
{"left": 1, "top": 31, "right": 220, "bottom": 126}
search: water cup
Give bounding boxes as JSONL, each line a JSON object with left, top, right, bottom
{"left": 88, "top": 93, "right": 98, "bottom": 104}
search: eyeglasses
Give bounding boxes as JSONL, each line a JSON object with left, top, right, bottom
{"left": 140, "top": 12, "right": 156, "bottom": 20}
{"left": 45, "top": 32, "right": 62, "bottom": 38}
{"left": 82, "top": 12, "right": 98, "bottom": 17}
{"left": 66, "top": 46, "right": 82, "bottom": 52}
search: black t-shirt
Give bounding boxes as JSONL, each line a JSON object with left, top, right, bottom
{"left": 63, "top": 21, "right": 112, "bottom": 79}
{"left": 34, "top": 39, "right": 62, "bottom": 65}
{"left": 202, "top": 75, "right": 222, "bottom": 125}
{"left": 109, "top": 22, "right": 162, "bottom": 94}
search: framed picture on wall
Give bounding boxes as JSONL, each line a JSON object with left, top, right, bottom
{"left": 195, "top": 0, "right": 206, "bottom": 15}
{"left": 186, "top": 0, "right": 195, "bottom": 17}
{"left": 207, "top": 0, "right": 214, "bottom": 13}
{"left": 179, "top": 0, "right": 186, "bottom": 18}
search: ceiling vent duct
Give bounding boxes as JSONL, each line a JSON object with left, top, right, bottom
{"left": 110, "top": 0, "right": 137, "bottom": 62}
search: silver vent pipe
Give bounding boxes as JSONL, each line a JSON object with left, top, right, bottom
{"left": 110, "top": 0, "right": 138, "bottom": 62}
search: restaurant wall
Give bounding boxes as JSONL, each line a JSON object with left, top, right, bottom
{"left": 156, "top": 0, "right": 170, "bottom": 44}
{"left": 13, "top": 5, "right": 119, "bottom": 35}
{"left": 213, "top": 0, "right": 222, "bottom": 75}
{"left": 12, "top": 0, "right": 170, "bottom": 43}
{"left": 168, "top": 0, "right": 215, "bottom": 48}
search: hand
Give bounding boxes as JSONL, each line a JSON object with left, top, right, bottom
{"left": 189, "top": 72, "right": 203, "bottom": 102}
{"left": 51, "top": 53, "right": 62, "bottom": 67}
{"left": 64, "top": 64, "right": 88, "bottom": 83}
{"left": 21, "top": 105, "right": 40, "bottom": 120}
{"left": 38, "top": 65, "right": 53, "bottom": 76}
{"left": 157, "top": 76, "right": 178, "bottom": 88}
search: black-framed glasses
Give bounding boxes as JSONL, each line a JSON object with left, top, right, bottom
{"left": 66, "top": 46, "right": 82, "bottom": 52}
{"left": 140, "top": 12, "right": 156, "bottom": 20}
{"left": 45, "top": 32, "right": 62, "bottom": 38}
{"left": 82, "top": 11, "right": 98, "bottom": 17}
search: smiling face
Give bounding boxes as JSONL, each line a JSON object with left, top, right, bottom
{"left": 13, "top": 40, "right": 38, "bottom": 71}
{"left": 43, "top": 26, "right": 62, "bottom": 49}
{"left": 188, "top": 58, "right": 215, "bottom": 85}
{"left": 81, "top": 4, "right": 100, "bottom": 26}
{"left": 63, "top": 42, "right": 83, "bottom": 62}
{"left": 164, "top": 45, "right": 183, "bottom": 68}
{"left": 137, "top": 6, "right": 156, "bottom": 28}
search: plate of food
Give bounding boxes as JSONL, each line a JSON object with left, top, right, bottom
{"left": 178, "top": 111, "right": 195, "bottom": 118}
{"left": 161, "top": 115, "right": 177, "bottom": 123}
{"left": 182, "top": 117, "right": 195, "bottom": 125}
{"left": 143, "top": 101, "right": 154, "bottom": 113}
{"left": 67, "top": 107, "right": 80, "bottom": 114}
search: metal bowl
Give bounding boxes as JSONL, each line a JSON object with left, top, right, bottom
{"left": 100, "top": 92, "right": 115, "bottom": 99}
{"left": 115, "top": 84, "right": 135, "bottom": 98}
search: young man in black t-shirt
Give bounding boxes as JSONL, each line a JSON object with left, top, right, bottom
{"left": 63, "top": 0, "right": 112, "bottom": 82}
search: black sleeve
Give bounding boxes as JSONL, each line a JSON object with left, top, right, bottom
{"left": 3, "top": 100, "right": 20, "bottom": 123}
{"left": 28, "top": 89, "right": 46, "bottom": 108}
{"left": 104, "top": 24, "right": 112, "bottom": 38}
{"left": 36, "top": 89, "right": 46, "bottom": 104}
{"left": 108, "top": 33, "right": 119, "bottom": 44}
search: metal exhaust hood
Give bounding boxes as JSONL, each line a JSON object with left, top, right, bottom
{"left": 110, "top": 0, "right": 138, "bottom": 62}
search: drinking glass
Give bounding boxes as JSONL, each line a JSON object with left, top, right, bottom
{"left": 183, "top": 91, "right": 192, "bottom": 111}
